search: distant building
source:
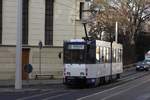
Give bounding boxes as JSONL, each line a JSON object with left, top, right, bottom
{"left": 0, "top": 0, "right": 88, "bottom": 80}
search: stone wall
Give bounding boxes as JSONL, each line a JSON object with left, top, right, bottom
{"left": 0, "top": 47, "right": 16, "bottom": 80}
{"left": 30, "top": 47, "right": 63, "bottom": 79}
{"left": 0, "top": 46, "right": 63, "bottom": 80}
{"left": 53, "top": 0, "right": 85, "bottom": 46}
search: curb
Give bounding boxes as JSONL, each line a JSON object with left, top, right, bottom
{"left": 0, "top": 88, "right": 41, "bottom": 93}
{"left": 0, "top": 79, "right": 63, "bottom": 88}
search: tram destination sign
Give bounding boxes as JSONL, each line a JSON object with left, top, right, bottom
{"left": 68, "top": 44, "right": 84, "bottom": 50}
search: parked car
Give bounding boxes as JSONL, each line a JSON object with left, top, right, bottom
{"left": 136, "top": 60, "right": 150, "bottom": 71}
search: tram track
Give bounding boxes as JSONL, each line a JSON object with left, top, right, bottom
{"left": 115, "top": 70, "right": 150, "bottom": 87}
{"left": 48, "top": 68, "right": 150, "bottom": 100}
{"left": 121, "top": 67, "right": 137, "bottom": 78}
{"left": 122, "top": 65, "right": 150, "bottom": 79}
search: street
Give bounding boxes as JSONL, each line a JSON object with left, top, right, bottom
{"left": 0, "top": 67, "right": 150, "bottom": 100}
{"left": 0, "top": 0, "right": 149, "bottom": 100}
{"left": 78, "top": 71, "right": 150, "bottom": 100}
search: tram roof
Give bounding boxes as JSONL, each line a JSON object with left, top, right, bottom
{"left": 64, "top": 39, "right": 86, "bottom": 44}
{"left": 64, "top": 39, "right": 122, "bottom": 49}
{"left": 96, "top": 40, "right": 122, "bottom": 49}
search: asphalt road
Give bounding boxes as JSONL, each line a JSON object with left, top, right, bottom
{"left": 0, "top": 67, "right": 150, "bottom": 100}
{"left": 78, "top": 72, "right": 150, "bottom": 100}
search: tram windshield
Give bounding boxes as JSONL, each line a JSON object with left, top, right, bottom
{"left": 63, "top": 43, "right": 96, "bottom": 64}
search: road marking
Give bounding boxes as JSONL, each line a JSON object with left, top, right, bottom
{"left": 42, "top": 93, "right": 70, "bottom": 100}
{"left": 77, "top": 76, "right": 150, "bottom": 100}
{"left": 16, "top": 90, "right": 67, "bottom": 100}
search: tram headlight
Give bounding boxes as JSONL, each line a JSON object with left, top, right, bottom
{"left": 80, "top": 72, "right": 85, "bottom": 76}
{"left": 136, "top": 66, "right": 140, "bottom": 68}
{"left": 66, "top": 72, "right": 71, "bottom": 76}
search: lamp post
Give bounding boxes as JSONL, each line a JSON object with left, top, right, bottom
{"left": 15, "top": 0, "right": 22, "bottom": 89}
{"left": 115, "top": 22, "right": 118, "bottom": 43}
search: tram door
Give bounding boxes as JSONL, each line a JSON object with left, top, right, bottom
{"left": 22, "top": 48, "right": 30, "bottom": 80}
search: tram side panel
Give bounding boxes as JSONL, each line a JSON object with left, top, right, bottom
{"left": 86, "top": 63, "right": 122, "bottom": 79}
{"left": 112, "top": 63, "right": 123, "bottom": 75}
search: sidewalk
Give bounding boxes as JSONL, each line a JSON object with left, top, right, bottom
{"left": 0, "top": 79, "right": 63, "bottom": 93}
{"left": 0, "top": 65, "right": 135, "bottom": 92}
{"left": 0, "top": 79, "right": 63, "bottom": 88}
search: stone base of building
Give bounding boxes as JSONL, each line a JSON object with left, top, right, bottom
{"left": 0, "top": 46, "right": 63, "bottom": 80}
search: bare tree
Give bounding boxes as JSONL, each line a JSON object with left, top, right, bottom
{"left": 88, "top": 0, "right": 150, "bottom": 44}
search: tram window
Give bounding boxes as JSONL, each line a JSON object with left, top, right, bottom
{"left": 103, "top": 47, "right": 106, "bottom": 62}
{"left": 86, "top": 45, "right": 96, "bottom": 64}
{"left": 99, "top": 47, "right": 103, "bottom": 63}
{"left": 108, "top": 48, "right": 111, "bottom": 62}
{"left": 112, "top": 48, "right": 114, "bottom": 62}
{"left": 120, "top": 49, "right": 123, "bottom": 62}
{"left": 116, "top": 49, "right": 118, "bottom": 62}
{"left": 118, "top": 49, "right": 121, "bottom": 62}
{"left": 96, "top": 47, "right": 100, "bottom": 63}
{"left": 118, "top": 49, "right": 120, "bottom": 62}
{"left": 117, "top": 49, "right": 120, "bottom": 62}
{"left": 103, "top": 47, "right": 110, "bottom": 63}
{"left": 112, "top": 48, "right": 116, "bottom": 62}
{"left": 119, "top": 49, "right": 123, "bottom": 62}
{"left": 106, "top": 47, "right": 109, "bottom": 63}
{"left": 103, "top": 49, "right": 104, "bottom": 63}
{"left": 63, "top": 44, "right": 85, "bottom": 64}
{"left": 115, "top": 49, "right": 117, "bottom": 62}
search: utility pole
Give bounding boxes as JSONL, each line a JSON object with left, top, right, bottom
{"left": 115, "top": 21, "right": 118, "bottom": 43}
{"left": 15, "top": 0, "right": 22, "bottom": 89}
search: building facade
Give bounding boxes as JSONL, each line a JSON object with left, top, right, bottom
{"left": 0, "top": 0, "right": 88, "bottom": 80}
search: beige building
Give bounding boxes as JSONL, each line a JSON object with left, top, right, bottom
{"left": 0, "top": 0, "right": 89, "bottom": 80}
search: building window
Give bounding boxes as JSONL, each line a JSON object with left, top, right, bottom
{"left": 80, "top": 2, "right": 84, "bottom": 20}
{"left": 22, "top": 0, "right": 29, "bottom": 45}
{"left": 0, "top": 0, "right": 2, "bottom": 44}
{"left": 45, "top": 0, "right": 54, "bottom": 45}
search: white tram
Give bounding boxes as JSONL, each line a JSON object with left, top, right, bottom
{"left": 63, "top": 39, "right": 123, "bottom": 86}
